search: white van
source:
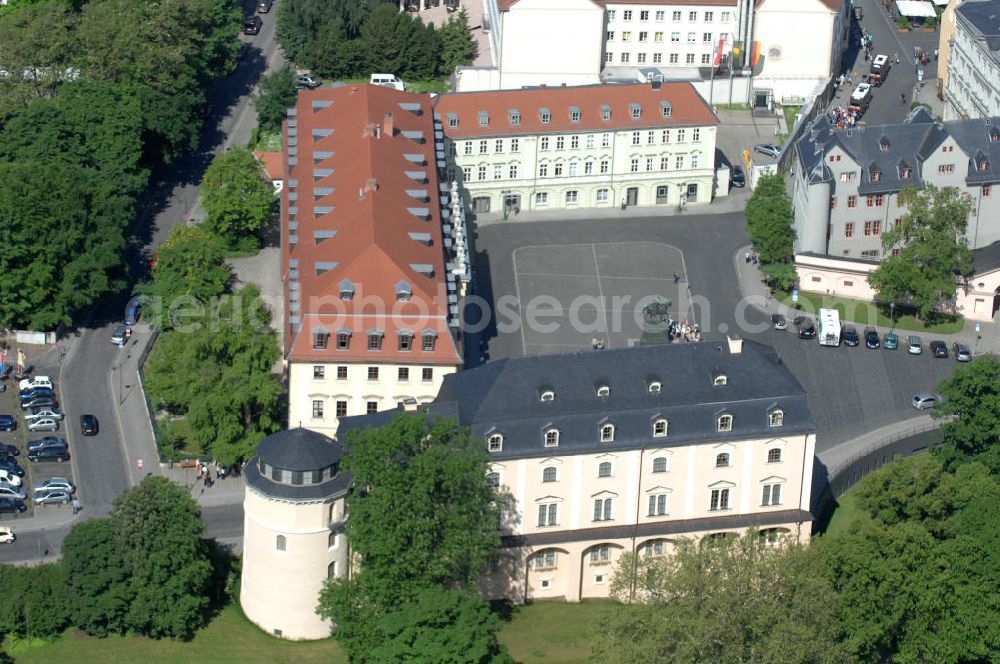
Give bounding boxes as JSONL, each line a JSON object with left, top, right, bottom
{"left": 370, "top": 73, "right": 405, "bottom": 91}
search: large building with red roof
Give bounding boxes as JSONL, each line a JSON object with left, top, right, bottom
{"left": 281, "top": 84, "right": 469, "bottom": 434}
{"left": 436, "top": 81, "right": 719, "bottom": 212}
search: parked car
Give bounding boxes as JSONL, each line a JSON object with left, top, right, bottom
{"left": 33, "top": 488, "right": 72, "bottom": 505}
{"left": 19, "top": 386, "right": 54, "bottom": 400}
{"left": 930, "top": 340, "right": 948, "bottom": 358}
{"left": 883, "top": 332, "right": 899, "bottom": 350}
{"left": 730, "top": 166, "right": 746, "bottom": 188}
{"left": 27, "top": 418, "right": 59, "bottom": 433}
{"left": 753, "top": 143, "right": 782, "bottom": 159}
{"left": 0, "top": 458, "right": 25, "bottom": 477}
{"left": 912, "top": 393, "right": 942, "bottom": 410}
{"left": 242, "top": 15, "right": 262, "bottom": 35}
{"left": 28, "top": 436, "right": 66, "bottom": 451}
{"left": 908, "top": 335, "right": 923, "bottom": 354}
{"left": 19, "top": 396, "right": 56, "bottom": 410}
{"left": 125, "top": 297, "right": 142, "bottom": 326}
{"left": 296, "top": 74, "right": 321, "bottom": 89}
{"left": 842, "top": 325, "right": 860, "bottom": 346}
{"left": 0, "top": 469, "right": 21, "bottom": 487}
{"left": 111, "top": 324, "right": 127, "bottom": 345}
{"left": 18, "top": 376, "right": 52, "bottom": 392}
{"left": 0, "top": 498, "right": 26, "bottom": 515}
{"left": 0, "top": 526, "right": 15, "bottom": 543}
{"left": 864, "top": 327, "right": 880, "bottom": 349}
{"left": 27, "top": 446, "right": 69, "bottom": 463}
{"left": 257, "top": 0, "right": 272, "bottom": 12}
{"left": 771, "top": 313, "right": 787, "bottom": 330}
{"left": 798, "top": 321, "right": 817, "bottom": 339}
{"left": 370, "top": 73, "right": 405, "bottom": 90}
{"left": 0, "top": 483, "right": 26, "bottom": 500}
{"left": 0, "top": 442, "right": 18, "bottom": 457}
{"left": 33, "top": 477, "right": 75, "bottom": 494}
{"left": 0, "top": 416, "right": 15, "bottom": 432}
{"left": 953, "top": 343, "right": 973, "bottom": 362}
{"left": 80, "top": 414, "right": 99, "bottom": 436}
{"left": 24, "top": 407, "right": 63, "bottom": 422}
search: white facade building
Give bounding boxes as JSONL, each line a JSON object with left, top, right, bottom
{"left": 436, "top": 82, "right": 719, "bottom": 213}
{"left": 944, "top": 0, "right": 1000, "bottom": 120}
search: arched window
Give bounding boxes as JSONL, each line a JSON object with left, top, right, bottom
{"left": 653, "top": 418, "right": 668, "bottom": 437}
{"left": 542, "top": 466, "right": 557, "bottom": 482}
{"left": 328, "top": 531, "right": 337, "bottom": 548}
{"left": 486, "top": 472, "right": 500, "bottom": 488}
{"left": 718, "top": 414, "right": 733, "bottom": 432}
{"left": 540, "top": 390, "right": 556, "bottom": 402}
{"left": 597, "top": 385, "right": 611, "bottom": 397}
{"left": 327, "top": 561, "right": 337, "bottom": 578}
{"left": 648, "top": 381, "right": 662, "bottom": 393}
{"left": 276, "top": 534, "right": 287, "bottom": 551}
{"left": 600, "top": 424, "right": 615, "bottom": 442}
{"left": 598, "top": 461, "right": 612, "bottom": 477}
{"left": 769, "top": 409, "right": 784, "bottom": 427}
{"left": 767, "top": 448, "right": 782, "bottom": 463}
{"left": 652, "top": 456, "right": 668, "bottom": 473}
{"left": 544, "top": 429, "right": 560, "bottom": 447}
{"left": 643, "top": 540, "right": 666, "bottom": 556}
{"left": 715, "top": 452, "right": 730, "bottom": 467}
{"left": 487, "top": 433, "right": 503, "bottom": 452}
{"left": 713, "top": 374, "right": 728, "bottom": 386}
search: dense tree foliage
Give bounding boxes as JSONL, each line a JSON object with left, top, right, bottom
{"left": 868, "top": 185, "right": 973, "bottom": 319}
{"left": 62, "top": 477, "right": 214, "bottom": 639}
{"left": 933, "top": 354, "right": 1000, "bottom": 470}
{"left": 317, "top": 414, "right": 504, "bottom": 661}
{"left": 201, "top": 147, "right": 277, "bottom": 250}
{"left": 744, "top": 173, "right": 796, "bottom": 290}
{"left": 144, "top": 284, "right": 282, "bottom": 465}
{"left": 439, "top": 9, "right": 478, "bottom": 75}
{"left": 597, "top": 532, "right": 849, "bottom": 664}
{"left": 253, "top": 66, "right": 299, "bottom": 133}
{"left": 0, "top": 563, "right": 69, "bottom": 639}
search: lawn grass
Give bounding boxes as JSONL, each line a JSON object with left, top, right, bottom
{"left": 253, "top": 129, "right": 282, "bottom": 152}
{"left": 6, "top": 599, "right": 610, "bottom": 664}
{"left": 777, "top": 290, "right": 965, "bottom": 334}
{"left": 822, "top": 488, "right": 871, "bottom": 538}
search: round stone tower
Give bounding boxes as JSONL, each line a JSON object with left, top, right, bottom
{"left": 240, "top": 428, "right": 350, "bottom": 640}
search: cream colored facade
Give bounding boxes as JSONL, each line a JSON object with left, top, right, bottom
{"left": 603, "top": 3, "right": 737, "bottom": 71}
{"left": 290, "top": 361, "right": 457, "bottom": 435}
{"left": 241, "top": 485, "right": 349, "bottom": 640}
{"left": 943, "top": 0, "right": 1000, "bottom": 120}
{"left": 445, "top": 125, "right": 718, "bottom": 213}
{"left": 482, "top": 431, "right": 815, "bottom": 601}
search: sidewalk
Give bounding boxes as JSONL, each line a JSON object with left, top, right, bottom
{"left": 816, "top": 413, "right": 936, "bottom": 474}
{"left": 110, "top": 324, "right": 162, "bottom": 487}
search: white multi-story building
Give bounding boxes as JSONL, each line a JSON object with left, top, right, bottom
{"left": 435, "top": 81, "right": 719, "bottom": 213}
{"left": 944, "top": 0, "right": 1000, "bottom": 120}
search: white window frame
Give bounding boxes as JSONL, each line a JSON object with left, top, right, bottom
{"left": 600, "top": 424, "right": 615, "bottom": 443}
{"left": 487, "top": 433, "right": 503, "bottom": 452}
{"left": 653, "top": 418, "right": 668, "bottom": 437}
{"left": 544, "top": 428, "right": 560, "bottom": 447}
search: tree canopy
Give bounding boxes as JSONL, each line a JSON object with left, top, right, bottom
{"left": 439, "top": 9, "right": 478, "bottom": 75}
{"left": 744, "top": 173, "right": 796, "bottom": 290}
{"left": 253, "top": 66, "right": 299, "bottom": 133}
{"left": 933, "top": 354, "right": 1000, "bottom": 468}
{"left": 868, "top": 185, "right": 973, "bottom": 318}
{"left": 201, "top": 147, "right": 277, "bottom": 250}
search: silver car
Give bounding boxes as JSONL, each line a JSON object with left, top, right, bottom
{"left": 912, "top": 393, "right": 942, "bottom": 410}
{"left": 33, "top": 488, "right": 72, "bottom": 505}
{"left": 27, "top": 418, "right": 59, "bottom": 432}
{"left": 25, "top": 407, "right": 64, "bottom": 422}
{"left": 33, "top": 477, "right": 75, "bottom": 494}
{"left": 0, "top": 483, "right": 27, "bottom": 500}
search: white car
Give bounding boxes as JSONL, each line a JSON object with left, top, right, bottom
{"left": 27, "top": 418, "right": 59, "bottom": 432}
{"left": 912, "top": 393, "right": 942, "bottom": 410}
{"left": 370, "top": 73, "right": 404, "bottom": 91}
{"left": 24, "top": 407, "right": 64, "bottom": 422}
{"left": 0, "top": 483, "right": 27, "bottom": 500}
{"left": 0, "top": 527, "right": 14, "bottom": 545}
{"left": 18, "top": 376, "right": 53, "bottom": 392}
{"left": 33, "top": 477, "right": 75, "bottom": 494}
{"left": 33, "top": 488, "right": 72, "bottom": 505}
{"left": 0, "top": 469, "right": 22, "bottom": 488}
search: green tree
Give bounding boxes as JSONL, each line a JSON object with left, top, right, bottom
{"left": 317, "top": 414, "right": 500, "bottom": 659}
{"left": 62, "top": 518, "right": 130, "bottom": 636}
{"left": 370, "top": 587, "right": 512, "bottom": 664}
{"left": 597, "top": 532, "right": 849, "bottom": 664}
{"left": 144, "top": 284, "right": 282, "bottom": 465}
{"left": 201, "top": 147, "right": 277, "bottom": 249}
{"left": 868, "top": 185, "right": 973, "bottom": 319}
{"left": 276, "top": 0, "right": 345, "bottom": 61}
{"left": 934, "top": 354, "right": 1000, "bottom": 464}
{"left": 361, "top": 3, "right": 441, "bottom": 80}
{"left": 253, "top": 66, "right": 299, "bottom": 133}
{"left": 139, "top": 225, "right": 230, "bottom": 329}
{"left": 0, "top": 563, "right": 69, "bottom": 639}
{"left": 744, "top": 173, "right": 795, "bottom": 290}
{"left": 438, "top": 8, "right": 477, "bottom": 74}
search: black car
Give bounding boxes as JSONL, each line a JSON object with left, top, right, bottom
{"left": 0, "top": 458, "right": 25, "bottom": 477}
{"left": 842, "top": 325, "right": 860, "bottom": 346}
{"left": 798, "top": 322, "right": 817, "bottom": 339}
{"left": 242, "top": 15, "right": 262, "bottom": 34}
{"left": 20, "top": 396, "right": 57, "bottom": 410}
{"left": 0, "top": 497, "right": 26, "bottom": 514}
{"left": 0, "top": 416, "right": 14, "bottom": 432}
{"left": 864, "top": 327, "right": 880, "bottom": 349}
{"left": 28, "top": 436, "right": 66, "bottom": 452}
{"left": 930, "top": 340, "right": 948, "bottom": 358}
{"left": 730, "top": 166, "right": 746, "bottom": 188}
{"left": 80, "top": 414, "right": 99, "bottom": 436}
{"left": 27, "top": 445, "right": 69, "bottom": 463}
{"left": 0, "top": 443, "right": 18, "bottom": 457}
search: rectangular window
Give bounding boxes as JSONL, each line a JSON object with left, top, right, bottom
{"left": 630, "top": 158, "right": 639, "bottom": 173}
{"left": 540, "top": 137, "right": 549, "bottom": 151}
{"left": 689, "top": 11, "right": 697, "bottom": 20}
{"left": 661, "top": 156, "right": 669, "bottom": 170}
{"left": 938, "top": 164, "right": 955, "bottom": 174}
{"left": 313, "top": 331, "right": 329, "bottom": 349}
{"left": 686, "top": 53, "right": 695, "bottom": 64}
{"left": 639, "top": 31, "right": 648, "bottom": 42}
{"left": 462, "top": 166, "right": 471, "bottom": 182}
{"left": 600, "top": 159, "right": 609, "bottom": 174}
{"left": 398, "top": 367, "right": 409, "bottom": 381}
{"left": 640, "top": 10, "right": 648, "bottom": 20}
{"left": 539, "top": 163, "right": 548, "bottom": 177}
{"left": 845, "top": 222, "right": 854, "bottom": 238}
{"left": 366, "top": 401, "right": 378, "bottom": 414}
{"left": 672, "top": 10, "right": 681, "bottom": 20}
{"left": 691, "top": 154, "right": 699, "bottom": 168}
{"left": 655, "top": 10, "right": 664, "bottom": 21}
{"left": 596, "top": 188, "right": 609, "bottom": 203}
{"left": 872, "top": 220, "right": 881, "bottom": 236}
{"left": 653, "top": 53, "right": 662, "bottom": 63}
{"left": 313, "top": 365, "right": 325, "bottom": 379}
{"left": 622, "top": 31, "right": 632, "bottom": 41}
{"left": 606, "top": 30, "right": 614, "bottom": 41}
{"left": 479, "top": 140, "right": 487, "bottom": 154}
{"left": 602, "top": 133, "right": 610, "bottom": 147}
{"left": 511, "top": 138, "right": 519, "bottom": 152}
{"left": 336, "top": 401, "right": 347, "bottom": 418}
{"left": 864, "top": 221, "right": 873, "bottom": 237}
{"left": 623, "top": 9, "right": 632, "bottom": 20}
{"left": 646, "top": 157, "right": 654, "bottom": 171}
{"left": 495, "top": 139, "right": 503, "bottom": 153}
{"left": 721, "top": 11, "right": 731, "bottom": 21}
{"left": 669, "top": 53, "right": 678, "bottom": 63}
{"left": 710, "top": 488, "right": 730, "bottom": 511}
{"left": 553, "top": 162, "right": 563, "bottom": 177}
{"left": 536, "top": 192, "right": 548, "bottom": 205}
{"left": 647, "top": 494, "right": 668, "bottom": 516}
{"left": 654, "top": 31, "right": 663, "bottom": 42}
{"left": 593, "top": 498, "right": 612, "bottom": 521}
{"left": 692, "top": 128, "right": 700, "bottom": 141}
{"left": 840, "top": 172, "right": 856, "bottom": 182}
{"left": 762, "top": 484, "right": 782, "bottom": 506}
{"left": 493, "top": 165, "right": 502, "bottom": 180}
{"left": 570, "top": 135, "right": 579, "bottom": 148}
{"left": 671, "top": 32, "right": 680, "bottom": 42}
{"left": 586, "top": 134, "right": 595, "bottom": 148}
{"left": 312, "top": 400, "right": 324, "bottom": 418}
{"left": 637, "top": 52, "right": 646, "bottom": 63}
{"left": 701, "top": 53, "right": 711, "bottom": 64}
{"left": 662, "top": 129, "right": 670, "bottom": 143}
{"left": 632, "top": 131, "right": 641, "bottom": 145}
{"left": 463, "top": 142, "right": 472, "bottom": 155}
{"left": 677, "top": 129, "right": 685, "bottom": 142}
{"left": 647, "top": 130, "right": 655, "bottom": 144}
{"left": 703, "top": 32, "right": 712, "bottom": 42}
{"left": 606, "top": 52, "right": 614, "bottom": 63}
{"left": 675, "top": 156, "right": 684, "bottom": 169}
{"left": 367, "top": 366, "right": 379, "bottom": 380}
{"left": 477, "top": 165, "right": 486, "bottom": 180}
{"left": 422, "top": 367, "right": 433, "bottom": 381}
{"left": 336, "top": 365, "right": 347, "bottom": 380}
{"left": 705, "top": 11, "right": 713, "bottom": 21}
{"left": 555, "top": 136, "right": 564, "bottom": 150}
{"left": 847, "top": 195, "right": 857, "bottom": 208}
{"left": 687, "top": 32, "right": 696, "bottom": 43}
{"left": 584, "top": 161, "right": 593, "bottom": 175}
{"left": 566, "top": 190, "right": 579, "bottom": 204}
{"left": 537, "top": 503, "right": 558, "bottom": 526}
{"left": 509, "top": 164, "right": 518, "bottom": 179}
{"left": 830, "top": 196, "right": 837, "bottom": 209}
{"left": 607, "top": 9, "right": 615, "bottom": 20}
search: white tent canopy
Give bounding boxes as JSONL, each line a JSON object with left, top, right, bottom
{"left": 895, "top": 0, "right": 936, "bottom": 17}
{"left": 931, "top": 0, "right": 948, "bottom": 5}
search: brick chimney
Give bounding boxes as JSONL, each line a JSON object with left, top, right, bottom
{"left": 383, "top": 112, "right": 395, "bottom": 137}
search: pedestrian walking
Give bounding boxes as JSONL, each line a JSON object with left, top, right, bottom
{"left": 673, "top": 272, "right": 680, "bottom": 284}
{"left": 900, "top": 92, "right": 906, "bottom": 105}
{"left": 71, "top": 498, "right": 81, "bottom": 515}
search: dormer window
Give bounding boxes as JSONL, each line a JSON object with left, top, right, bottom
{"left": 769, "top": 409, "right": 784, "bottom": 427}
{"left": 715, "top": 452, "right": 730, "bottom": 467}
{"left": 648, "top": 381, "right": 662, "bottom": 393}
{"left": 487, "top": 433, "right": 503, "bottom": 452}
{"left": 899, "top": 165, "right": 911, "bottom": 179}
{"left": 508, "top": 109, "right": 520, "bottom": 126}
{"left": 397, "top": 330, "right": 413, "bottom": 351}
{"left": 335, "top": 329, "right": 351, "bottom": 350}
{"left": 540, "top": 390, "right": 556, "bottom": 402}
{"left": 660, "top": 101, "right": 671, "bottom": 118}
{"left": 395, "top": 280, "right": 412, "bottom": 302}
{"left": 870, "top": 167, "right": 881, "bottom": 182}
{"left": 630, "top": 103, "right": 641, "bottom": 119}
{"left": 478, "top": 111, "right": 489, "bottom": 127}
{"left": 313, "top": 329, "right": 330, "bottom": 349}
{"left": 718, "top": 414, "right": 733, "bottom": 432}
{"left": 339, "top": 278, "right": 355, "bottom": 301}
{"left": 979, "top": 158, "right": 989, "bottom": 172}
{"left": 879, "top": 136, "right": 890, "bottom": 151}
{"left": 990, "top": 127, "right": 999, "bottom": 142}
{"left": 597, "top": 385, "right": 610, "bottom": 397}
{"left": 653, "top": 418, "right": 668, "bottom": 437}
{"left": 447, "top": 112, "right": 458, "bottom": 128}
{"left": 544, "top": 428, "right": 560, "bottom": 447}
{"left": 569, "top": 106, "right": 581, "bottom": 123}
{"left": 713, "top": 374, "right": 727, "bottom": 386}
{"left": 600, "top": 104, "right": 611, "bottom": 121}
{"left": 539, "top": 107, "right": 551, "bottom": 124}
{"left": 367, "top": 330, "right": 384, "bottom": 351}
{"left": 600, "top": 424, "right": 615, "bottom": 442}
{"left": 421, "top": 329, "right": 437, "bottom": 352}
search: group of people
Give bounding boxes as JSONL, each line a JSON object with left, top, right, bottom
{"left": 859, "top": 32, "right": 876, "bottom": 62}
{"left": 669, "top": 320, "right": 701, "bottom": 343}
{"left": 913, "top": 47, "right": 934, "bottom": 67}
{"left": 829, "top": 106, "right": 861, "bottom": 128}
{"left": 194, "top": 460, "right": 242, "bottom": 488}
{"left": 744, "top": 251, "right": 760, "bottom": 266}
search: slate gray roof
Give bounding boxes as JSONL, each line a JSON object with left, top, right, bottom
{"left": 795, "top": 107, "right": 1000, "bottom": 192}
{"left": 957, "top": 1, "right": 1000, "bottom": 56}
{"left": 971, "top": 240, "right": 1000, "bottom": 274}
{"left": 256, "top": 427, "right": 342, "bottom": 471}
{"left": 432, "top": 340, "right": 814, "bottom": 460}
{"left": 246, "top": 460, "right": 351, "bottom": 502}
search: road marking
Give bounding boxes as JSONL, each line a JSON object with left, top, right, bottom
{"left": 591, "top": 245, "right": 611, "bottom": 343}
{"left": 511, "top": 247, "right": 529, "bottom": 357}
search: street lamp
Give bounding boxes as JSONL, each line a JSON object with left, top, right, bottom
{"left": 889, "top": 302, "right": 896, "bottom": 332}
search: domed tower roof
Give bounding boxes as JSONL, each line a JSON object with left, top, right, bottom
{"left": 247, "top": 428, "right": 350, "bottom": 502}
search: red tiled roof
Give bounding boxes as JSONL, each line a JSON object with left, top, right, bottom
{"left": 435, "top": 82, "right": 718, "bottom": 139}
{"left": 282, "top": 84, "right": 462, "bottom": 366}
{"left": 500, "top": 0, "right": 735, "bottom": 8}
{"left": 254, "top": 150, "right": 283, "bottom": 181}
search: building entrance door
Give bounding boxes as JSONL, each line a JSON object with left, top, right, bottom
{"left": 626, "top": 187, "right": 638, "bottom": 206}
{"left": 472, "top": 196, "right": 491, "bottom": 213}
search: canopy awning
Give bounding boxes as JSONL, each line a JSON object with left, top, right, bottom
{"left": 895, "top": 0, "right": 936, "bottom": 17}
